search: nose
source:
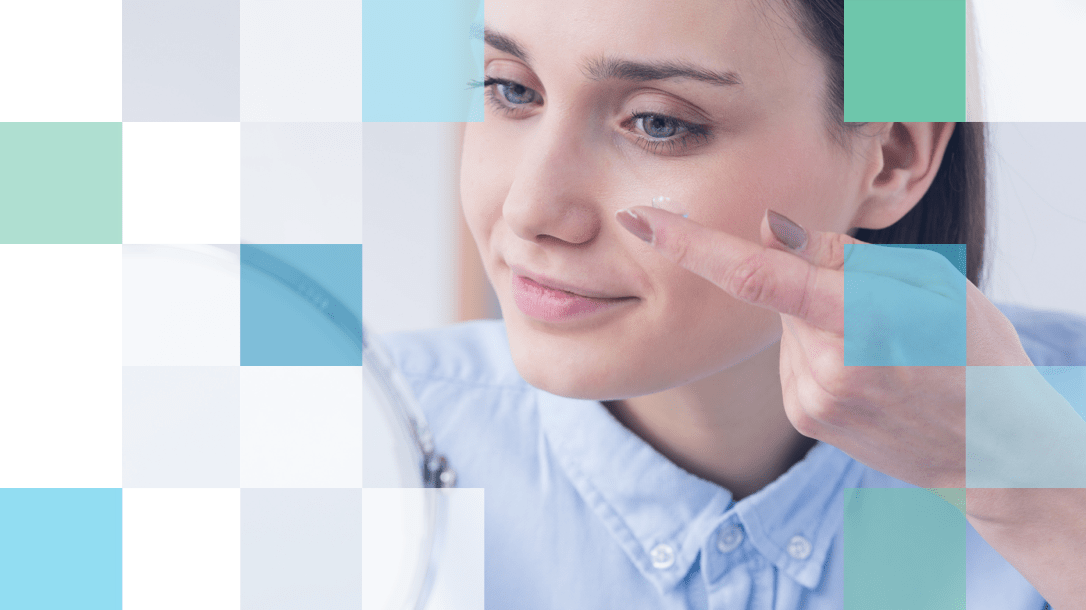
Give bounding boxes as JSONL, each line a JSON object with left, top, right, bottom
{"left": 502, "top": 115, "right": 605, "bottom": 246}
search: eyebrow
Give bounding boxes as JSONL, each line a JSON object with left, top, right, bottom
{"left": 483, "top": 27, "right": 742, "bottom": 88}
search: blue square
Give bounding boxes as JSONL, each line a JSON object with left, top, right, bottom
{"left": 241, "top": 244, "right": 363, "bottom": 366}
{"left": 0, "top": 489, "right": 122, "bottom": 609}
{"left": 843, "top": 244, "right": 967, "bottom": 366}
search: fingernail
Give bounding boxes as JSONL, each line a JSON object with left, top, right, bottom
{"left": 616, "top": 208, "right": 654, "bottom": 244}
{"left": 767, "top": 209, "right": 807, "bottom": 251}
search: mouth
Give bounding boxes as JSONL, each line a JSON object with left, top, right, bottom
{"left": 510, "top": 273, "right": 636, "bottom": 323}
{"left": 508, "top": 264, "right": 633, "bottom": 300}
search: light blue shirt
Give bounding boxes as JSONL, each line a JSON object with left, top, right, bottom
{"left": 380, "top": 302, "right": 1084, "bottom": 609}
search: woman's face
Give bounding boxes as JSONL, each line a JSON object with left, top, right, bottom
{"left": 462, "top": 0, "right": 874, "bottom": 400}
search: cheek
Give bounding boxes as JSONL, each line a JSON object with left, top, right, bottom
{"left": 723, "top": 131, "right": 854, "bottom": 232}
{"left": 459, "top": 127, "right": 504, "bottom": 249}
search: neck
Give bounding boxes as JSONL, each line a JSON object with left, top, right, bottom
{"left": 603, "top": 338, "right": 818, "bottom": 501}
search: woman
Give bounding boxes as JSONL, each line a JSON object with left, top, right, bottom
{"left": 382, "top": 0, "right": 1086, "bottom": 607}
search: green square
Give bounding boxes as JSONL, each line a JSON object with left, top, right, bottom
{"left": 844, "top": 488, "right": 966, "bottom": 609}
{"left": 0, "top": 123, "right": 122, "bottom": 244}
{"left": 0, "top": 0, "right": 121, "bottom": 121}
{"left": 0, "top": 242, "right": 116, "bottom": 484}
{"left": 845, "top": 0, "right": 965, "bottom": 121}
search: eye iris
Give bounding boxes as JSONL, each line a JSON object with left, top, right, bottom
{"left": 643, "top": 115, "right": 677, "bottom": 138}
{"left": 499, "top": 82, "right": 534, "bottom": 104}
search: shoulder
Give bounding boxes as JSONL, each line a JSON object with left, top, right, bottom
{"left": 995, "top": 301, "right": 1086, "bottom": 366}
{"left": 373, "top": 321, "right": 537, "bottom": 464}
{"left": 374, "top": 321, "right": 548, "bottom": 494}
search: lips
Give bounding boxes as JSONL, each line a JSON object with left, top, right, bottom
{"left": 507, "top": 264, "right": 631, "bottom": 300}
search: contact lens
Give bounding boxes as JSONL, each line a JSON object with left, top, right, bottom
{"left": 651, "top": 196, "right": 689, "bottom": 218}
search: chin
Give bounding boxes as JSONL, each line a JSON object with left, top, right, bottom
{"left": 506, "top": 330, "right": 623, "bottom": 401}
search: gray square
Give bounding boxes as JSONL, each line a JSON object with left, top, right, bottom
{"left": 241, "top": 123, "right": 364, "bottom": 244}
{"left": 123, "top": 366, "right": 241, "bottom": 487}
{"left": 122, "top": 0, "right": 241, "bottom": 121}
{"left": 241, "top": 489, "right": 365, "bottom": 609}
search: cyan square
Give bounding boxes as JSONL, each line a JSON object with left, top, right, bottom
{"left": 241, "top": 244, "right": 363, "bottom": 366}
{"left": 843, "top": 244, "right": 967, "bottom": 366}
{"left": 0, "top": 488, "right": 122, "bottom": 609}
{"left": 844, "top": 488, "right": 966, "bottom": 610}
{"left": 361, "top": 0, "right": 483, "bottom": 121}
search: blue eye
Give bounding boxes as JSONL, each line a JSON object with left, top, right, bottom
{"left": 635, "top": 114, "right": 681, "bottom": 139}
{"left": 627, "top": 112, "right": 711, "bottom": 155}
{"left": 465, "top": 78, "right": 712, "bottom": 156}
{"left": 469, "top": 77, "right": 541, "bottom": 109}
{"left": 496, "top": 80, "right": 538, "bottom": 105}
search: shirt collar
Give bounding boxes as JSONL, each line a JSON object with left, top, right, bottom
{"left": 537, "top": 387, "right": 864, "bottom": 594}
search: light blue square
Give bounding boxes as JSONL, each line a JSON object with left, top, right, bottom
{"left": 844, "top": 488, "right": 966, "bottom": 610}
{"left": 361, "top": 0, "right": 484, "bottom": 121}
{"left": 843, "top": 244, "right": 967, "bottom": 366}
{"left": 0, "top": 488, "right": 122, "bottom": 609}
{"left": 1040, "top": 366, "right": 1086, "bottom": 421}
{"left": 967, "top": 366, "right": 1086, "bottom": 487}
{"left": 241, "top": 244, "right": 363, "bottom": 366}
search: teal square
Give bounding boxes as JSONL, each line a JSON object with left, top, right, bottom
{"left": 241, "top": 244, "right": 363, "bottom": 366}
{"left": 0, "top": 123, "right": 122, "bottom": 244}
{"left": 0, "top": 488, "right": 122, "bottom": 609}
{"left": 843, "top": 244, "right": 967, "bottom": 366}
{"left": 844, "top": 488, "right": 966, "bottom": 610}
{"left": 845, "top": 0, "right": 966, "bottom": 121}
{"left": 361, "top": 0, "right": 484, "bottom": 121}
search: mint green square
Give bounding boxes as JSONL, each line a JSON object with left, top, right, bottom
{"left": 845, "top": 0, "right": 965, "bottom": 121}
{"left": 844, "top": 488, "right": 966, "bottom": 609}
{"left": 0, "top": 123, "right": 122, "bottom": 244}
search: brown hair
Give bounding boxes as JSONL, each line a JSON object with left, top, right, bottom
{"left": 783, "top": 0, "right": 988, "bottom": 288}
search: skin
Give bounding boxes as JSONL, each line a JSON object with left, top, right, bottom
{"left": 461, "top": 0, "right": 942, "bottom": 498}
{"left": 459, "top": 0, "right": 1086, "bottom": 604}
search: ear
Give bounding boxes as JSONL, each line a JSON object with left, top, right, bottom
{"left": 851, "top": 122, "right": 956, "bottom": 231}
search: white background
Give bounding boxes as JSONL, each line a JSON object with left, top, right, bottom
{"left": 972, "top": 0, "right": 1086, "bottom": 122}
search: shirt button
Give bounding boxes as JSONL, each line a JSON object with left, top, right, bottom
{"left": 787, "top": 535, "right": 812, "bottom": 560}
{"left": 716, "top": 524, "right": 744, "bottom": 553}
{"left": 650, "top": 543, "right": 675, "bottom": 569}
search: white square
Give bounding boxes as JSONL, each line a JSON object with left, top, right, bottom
{"left": 240, "top": 0, "right": 364, "bottom": 122}
{"left": 123, "top": 488, "right": 241, "bottom": 610}
{"left": 241, "top": 366, "right": 364, "bottom": 487}
{"left": 122, "top": 245, "right": 240, "bottom": 366}
{"left": 973, "top": 0, "right": 1086, "bottom": 121}
{"left": 122, "top": 122, "right": 241, "bottom": 244}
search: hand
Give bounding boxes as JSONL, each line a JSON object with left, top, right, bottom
{"left": 614, "top": 205, "right": 1080, "bottom": 497}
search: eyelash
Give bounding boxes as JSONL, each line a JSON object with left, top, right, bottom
{"left": 466, "top": 77, "right": 712, "bottom": 155}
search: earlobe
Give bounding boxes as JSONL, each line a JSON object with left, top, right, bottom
{"left": 855, "top": 122, "right": 956, "bottom": 231}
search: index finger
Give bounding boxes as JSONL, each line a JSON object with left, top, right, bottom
{"left": 617, "top": 205, "right": 845, "bottom": 335}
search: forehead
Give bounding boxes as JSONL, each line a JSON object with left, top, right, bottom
{"left": 485, "top": 0, "right": 821, "bottom": 94}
